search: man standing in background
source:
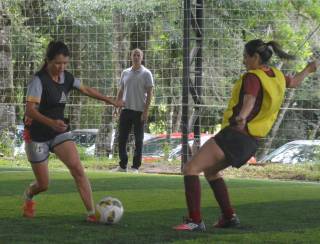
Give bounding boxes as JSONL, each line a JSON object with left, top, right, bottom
{"left": 112, "top": 48, "right": 154, "bottom": 173}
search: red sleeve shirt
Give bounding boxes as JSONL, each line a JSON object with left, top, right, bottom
{"left": 230, "top": 68, "right": 291, "bottom": 137}
{"left": 243, "top": 73, "right": 261, "bottom": 97}
{"left": 243, "top": 69, "right": 292, "bottom": 97}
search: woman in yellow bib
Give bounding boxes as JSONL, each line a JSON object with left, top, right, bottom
{"left": 174, "top": 39, "right": 319, "bottom": 232}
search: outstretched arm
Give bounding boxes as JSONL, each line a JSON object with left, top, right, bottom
{"left": 79, "top": 85, "right": 119, "bottom": 106}
{"left": 287, "top": 60, "right": 319, "bottom": 88}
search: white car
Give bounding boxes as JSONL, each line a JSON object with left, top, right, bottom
{"left": 259, "top": 140, "right": 320, "bottom": 164}
{"left": 14, "top": 125, "right": 25, "bottom": 157}
{"left": 168, "top": 134, "right": 214, "bottom": 161}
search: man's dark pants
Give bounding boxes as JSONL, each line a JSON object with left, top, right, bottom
{"left": 118, "top": 109, "right": 144, "bottom": 169}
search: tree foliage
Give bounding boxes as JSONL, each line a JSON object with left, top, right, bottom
{"left": 1, "top": 0, "right": 320, "bottom": 156}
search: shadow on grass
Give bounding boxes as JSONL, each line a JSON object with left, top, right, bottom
{"left": 0, "top": 167, "right": 31, "bottom": 172}
{"left": 1, "top": 199, "right": 320, "bottom": 244}
{"left": 1, "top": 171, "right": 320, "bottom": 243}
{"left": 0, "top": 171, "right": 279, "bottom": 197}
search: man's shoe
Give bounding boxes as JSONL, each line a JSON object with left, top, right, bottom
{"left": 214, "top": 214, "right": 240, "bottom": 228}
{"left": 128, "top": 167, "right": 139, "bottom": 173}
{"left": 110, "top": 166, "right": 127, "bottom": 172}
{"left": 173, "top": 217, "right": 206, "bottom": 232}
{"left": 23, "top": 200, "right": 36, "bottom": 218}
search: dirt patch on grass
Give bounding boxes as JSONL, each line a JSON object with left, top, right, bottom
{"left": 138, "top": 162, "right": 320, "bottom": 182}
{"left": 2, "top": 158, "right": 320, "bottom": 182}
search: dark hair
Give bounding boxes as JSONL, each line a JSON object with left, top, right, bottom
{"left": 41, "top": 41, "right": 70, "bottom": 70}
{"left": 245, "top": 39, "right": 295, "bottom": 64}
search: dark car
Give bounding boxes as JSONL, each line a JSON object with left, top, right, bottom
{"left": 71, "top": 129, "right": 98, "bottom": 147}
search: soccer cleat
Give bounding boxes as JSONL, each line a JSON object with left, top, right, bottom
{"left": 173, "top": 217, "right": 206, "bottom": 232}
{"left": 110, "top": 166, "right": 127, "bottom": 172}
{"left": 213, "top": 214, "right": 240, "bottom": 228}
{"left": 86, "top": 214, "right": 99, "bottom": 223}
{"left": 22, "top": 200, "right": 36, "bottom": 218}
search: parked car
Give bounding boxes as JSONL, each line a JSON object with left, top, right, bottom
{"left": 13, "top": 127, "right": 99, "bottom": 157}
{"left": 167, "top": 134, "right": 213, "bottom": 161}
{"left": 14, "top": 125, "right": 25, "bottom": 156}
{"left": 258, "top": 140, "right": 320, "bottom": 164}
{"left": 142, "top": 132, "right": 214, "bottom": 163}
{"left": 14, "top": 127, "right": 99, "bottom": 157}
{"left": 84, "top": 132, "right": 156, "bottom": 156}
{"left": 72, "top": 129, "right": 99, "bottom": 147}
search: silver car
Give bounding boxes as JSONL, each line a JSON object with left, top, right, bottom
{"left": 259, "top": 140, "right": 320, "bottom": 164}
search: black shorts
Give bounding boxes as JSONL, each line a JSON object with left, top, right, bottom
{"left": 214, "top": 127, "right": 258, "bottom": 168}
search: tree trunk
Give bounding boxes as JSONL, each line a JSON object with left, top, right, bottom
{"left": 121, "top": 14, "right": 153, "bottom": 154}
{"left": 309, "top": 116, "right": 320, "bottom": 139}
{"left": 173, "top": 99, "right": 182, "bottom": 132}
{"left": 0, "top": 2, "right": 15, "bottom": 155}
{"left": 129, "top": 14, "right": 152, "bottom": 60}
{"left": 95, "top": 10, "right": 127, "bottom": 157}
{"left": 68, "top": 26, "right": 82, "bottom": 129}
{"left": 167, "top": 99, "right": 173, "bottom": 135}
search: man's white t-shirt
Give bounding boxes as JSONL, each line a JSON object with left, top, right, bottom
{"left": 119, "top": 65, "right": 154, "bottom": 112}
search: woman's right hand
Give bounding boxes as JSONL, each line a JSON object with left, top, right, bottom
{"left": 50, "top": 119, "right": 68, "bottom": 132}
{"left": 115, "top": 100, "right": 125, "bottom": 108}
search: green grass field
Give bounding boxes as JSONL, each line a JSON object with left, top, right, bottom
{"left": 1, "top": 168, "right": 320, "bottom": 243}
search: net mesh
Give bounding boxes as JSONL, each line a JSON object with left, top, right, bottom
{"left": 1, "top": 0, "right": 320, "bottom": 163}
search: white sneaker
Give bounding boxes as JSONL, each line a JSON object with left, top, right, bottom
{"left": 128, "top": 168, "right": 139, "bottom": 174}
{"left": 110, "top": 166, "right": 127, "bottom": 172}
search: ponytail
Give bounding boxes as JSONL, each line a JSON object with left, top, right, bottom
{"left": 266, "top": 41, "right": 295, "bottom": 60}
{"left": 245, "top": 39, "right": 295, "bottom": 64}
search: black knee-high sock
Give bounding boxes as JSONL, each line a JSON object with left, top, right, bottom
{"left": 184, "top": 175, "right": 201, "bottom": 223}
{"left": 208, "top": 178, "right": 234, "bottom": 219}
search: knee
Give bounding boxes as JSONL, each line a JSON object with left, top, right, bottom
{"left": 70, "top": 164, "right": 85, "bottom": 180}
{"left": 182, "top": 162, "right": 198, "bottom": 176}
{"left": 182, "top": 164, "right": 189, "bottom": 175}
{"left": 37, "top": 183, "right": 49, "bottom": 192}
{"left": 204, "top": 171, "right": 223, "bottom": 182}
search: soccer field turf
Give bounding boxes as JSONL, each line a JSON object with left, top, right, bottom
{"left": 1, "top": 168, "right": 320, "bottom": 243}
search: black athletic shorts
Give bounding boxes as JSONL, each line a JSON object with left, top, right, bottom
{"left": 214, "top": 127, "right": 258, "bottom": 168}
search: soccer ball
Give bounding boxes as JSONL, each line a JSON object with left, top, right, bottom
{"left": 96, "top": 196, "right": 124, "bottom": 224}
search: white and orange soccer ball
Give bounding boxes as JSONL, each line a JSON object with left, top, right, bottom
{"left": 96, "top": 196, "right": 124, "bottom": 224}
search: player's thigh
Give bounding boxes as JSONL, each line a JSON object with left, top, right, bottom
{"left": 53, "top": 141, "right": 82, "bottom": 170}
{"left": 183, "top": 138, "right": 228, "bottom": 175}
{"left": 25, "top": 141, "right": 50, "bottom": 186}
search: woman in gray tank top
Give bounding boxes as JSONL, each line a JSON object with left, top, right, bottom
{"left": 22, "top": 41, "right": 122, "bottom": 222}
